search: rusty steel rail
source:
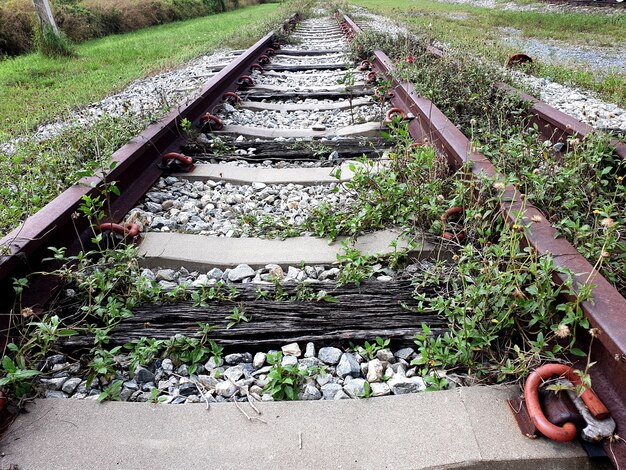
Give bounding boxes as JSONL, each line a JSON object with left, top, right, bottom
{"left": 495, "top": 83, "right": 626, "bottom": 160}
{"left": 419, "top": 42, "right": 626, "bottom": 161}
{"left": 338, "top": 12, "right": 626, "bottom": 466}
{"left": 0, "top": 26, "right": 288, "bottom": 330}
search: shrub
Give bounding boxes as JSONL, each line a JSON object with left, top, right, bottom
{"left": 35, "top": 27, "right": 75, "bottom": 58}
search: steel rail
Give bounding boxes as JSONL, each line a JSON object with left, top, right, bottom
{"left": 338, "top": 12, "right": 626, "bottom": 466}
{"left": 419, "top": 43, "right": 626, "bottom": 161}
{"left": 0, "top": 23, "right": 293, "bottom": 330}
{"left": 495, "top": 82, "right": 626, "bottom": 160}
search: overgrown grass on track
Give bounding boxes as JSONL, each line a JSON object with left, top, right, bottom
{"left": 0, "top": 3, "right": 279, "bottom": 140}
{"left": 348, "top": 0, "right": 626, "bottom": 106}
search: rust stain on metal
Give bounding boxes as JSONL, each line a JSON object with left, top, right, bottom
{"left": 507, "top": 53, "right": 533, "bottom": 68}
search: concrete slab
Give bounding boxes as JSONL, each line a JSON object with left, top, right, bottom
{"left": 215, "top": 122, "right": 382, "bottom": 139}
{"left": 270, "top": 49, "right": 345, "bottom": 56}
{"left": 262, "top": 70, "right": 349, "bottom": 78}
{"left": 1, "top": 387, "right": 596, "bottom": 470}
{"left": 241, "top": 97, "right": 371, "bottom": 112}
{"left": 180, "top": 163, "right": 354, "bottom": 185}
{"left": 137, "top": 228, "right": 432, "bottom": 270}
{"left": 248, "top": 83, "right": 367, "bottom": 93}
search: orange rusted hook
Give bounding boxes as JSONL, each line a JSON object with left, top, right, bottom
{"left": 359, "top": 60, "right": 372, "bottom": 71}
{"left": 237, "top": 75, "right": 255, "bottom": 88}
{"left": 524, "top": 363, "right": 610, "bottom": 442}
{"left": 97, "top": 223, "right": 140, "bottom": 239}
{"left": 250, "top": 63, "right": 264, "bottom": 73}
{"left": 222, "top": 91, "right": 241, "bottom": 105}
{"left": 440, "top": 206, "right": 465, "bottom": 241}
{"left": 385, "top": 107, "right": 408, "bottom": 123}
{"left": 199, "top": 113, "right": 224, "bottom": 131}
{"left": 161, "top": 152, "right": 194, "bottom": 172}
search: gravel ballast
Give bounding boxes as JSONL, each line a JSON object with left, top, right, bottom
{"left": 36, "top": 342, "right": 466, "bottom": 404}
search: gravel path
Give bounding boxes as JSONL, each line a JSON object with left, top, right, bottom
{"left": 501, "top": 27, "right": 626, "bottom": 72}
{"left": 430, "top": 0, "right": 626, "bottom": 14}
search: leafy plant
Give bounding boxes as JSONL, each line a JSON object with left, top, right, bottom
{"left": 338, "top": 68, "right": 356, "bottom": 125}
{"left": 411, "top": 207, "right": 592, "bottom": 381}
{"left": 358, "top": 381, "right": 373, "bottom": 398}
{"left": 179, "top": 118, "right": 193, "bottom": 135}
{"left": 35, "top": 27, "right": 75, "bottom": 58}
{"left": 98, "top": 380, "right": 123, "bottom": 403}
{"left": 0, "top": 348, "right": 41, "bottom": 397}
{"left": 351, "top": 336, "right": 391, "bottom": 360}
{"left": 87, "top": 347, "right": 121, "bottom": 388}
{"left": 263, "top": 352, "right": 321, "bottom": 401}
{"left": 226, "top": 305, "right": 249, "bottom": 329}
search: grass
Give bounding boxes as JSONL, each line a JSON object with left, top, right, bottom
{"left": 348, "top": 0, "right": 626, "bottom": 106}
{"left": 0, "top": 3, "right": 280, "bottom": 140}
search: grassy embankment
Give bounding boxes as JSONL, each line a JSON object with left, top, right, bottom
{"left": 348, "top": 0, "right": 626, "bottom": 106}
{"left": 0, "top": 3, "right": 280, "bottom": 140}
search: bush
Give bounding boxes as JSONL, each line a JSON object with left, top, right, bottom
{"left": 35, "top": 27, "right": 75, "bottom": 58}
{"left": 0, "top": 5, "right": 34, "bottom": 56}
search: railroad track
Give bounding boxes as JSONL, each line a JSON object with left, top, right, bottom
{"left": 0, "top": 7, "right": 625, "bottom": 468}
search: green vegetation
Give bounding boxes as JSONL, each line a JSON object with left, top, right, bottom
{"left": 351, "top": 336, "right": 391, "bottom": 360}
{"left": 0, "top": 1, "right": 616, "bottom": 403}
{"left": 0, "top": 115, "right": 150, "bottom": 239}
{"left": 0, "top": 3, "right": 280, "bottom": 139}
{"left": 348, "top": 0, "right": 626, "bottom": 106}
{"left": 481, "top": 127, "right": 626, "bottom": 297}
{"left": 35, "top": 27, "right": 75, "bottom": 58}
{"left": 263, "top": 352, "right": 323, "bottom": 400}
{"left": 312, "top": 121, "right": 594, "bottom": 381}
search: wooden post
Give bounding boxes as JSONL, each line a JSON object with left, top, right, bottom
{"left": 32, "top": 0, "right": 59, "bottom": 36}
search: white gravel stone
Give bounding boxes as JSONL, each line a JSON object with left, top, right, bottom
{"left": 304, "top": 342, "right": 316, "bottom": 358}
{"left": 281, "top": 342, "right": 302, "bottom": 357}
{"left": 228, "top": 264, "right": 256, "bottom": 282}
{"left": 388, "top": 376, "right": 426, "bottom": 395}
{"left": 321, "top": 383, "right": 343, "bottom": 400}
{"left": 318, "top": 347, "right": 343, "bottom": 365}
{"left": 61, "top": 378, "right": 81, "bottom": 395}
{"left": 366, "top": 359, "right": 385, "bottom": 383}
{"left": 300, "top": 384, "right": 322, "bottom": 400}
{"left": 343, "top": 377, "right": 367, "bottom": 398}
{"left": 253, "top": 352, "right": 267, "bottom": 369}
{"left": 336, "top": 353, "right": 361, "bottom": 378}
{"left": 216, "top": 381, "right": 238, "bottom": 398}
{"left": 394, "top": 348, "right": 416, "bottom": 361}
{"left": 370, "top": 382, "right": 391, "bottom": 397}
{"left": 281, "top": 355, "right": 298, "bottom": 367}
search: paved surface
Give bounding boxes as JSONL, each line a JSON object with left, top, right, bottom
{"left": 0, "top": 386, "right": 599, "bottom": 469}
{"left": 138, "top": 228, "right": 434, "bottom": 270}
{"left": 181, "top": 163, "right": 355, "bottom": 185}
